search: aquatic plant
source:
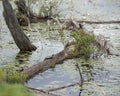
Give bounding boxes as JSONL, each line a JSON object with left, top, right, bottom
{"left": 6, "top": 71, "right": 27, "bottom": 84}
{"left": 0, "top": 65, "right": 27, "bottom": 84}
{"left": 71, "top": 30, "right": 95, "bottom": 58}
{"left": 0, "top": 69, "right": 5, "bottom": 83}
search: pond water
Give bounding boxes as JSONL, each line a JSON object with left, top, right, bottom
{"left": 27, "top": 24, "right": 120, "bottom": 96}
{"left": 0, "top": 0, "right": 120, "bottom": 96}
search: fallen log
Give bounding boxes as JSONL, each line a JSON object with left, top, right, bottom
{"left": 22, "top": 20, "right": 119, "bottom": 79}
{"left": 95, "top": 34, "right": 120, "bottom": 56}
{"left": 22, "top": 33, "right": 119, "bottom": 80}
{"left": 62, "top": 19, "right": 120, "bottom": 24}
{"left": 22, "top": 44, "right": 77, "bottom": 79}
{"left": 64, "top": 20, "right": 120, "bottom": 56}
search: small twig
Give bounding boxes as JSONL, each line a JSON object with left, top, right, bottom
{"left": 77, "top": 20, "right": 120, "bottom": 24}
{"left": 76, "top": 63, "right": 84, "bottom": 96}
{"left": 76, "top": 63, "right": 84, "bottom": 86}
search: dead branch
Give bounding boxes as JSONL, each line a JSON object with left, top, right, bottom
{"left": 59, "top": 19, "right": 120, "bottom": 24}
{"left": 77, "top": 20, "right": 120, "bottom": 24}
{"left": 47, "top": 82, "right": 80, "bottom": 92}
{"left": 95, "top": 34, "right": 120, "bottom": 56}
{"left": 76, "top": 63, "right": 83, "bottom": 85}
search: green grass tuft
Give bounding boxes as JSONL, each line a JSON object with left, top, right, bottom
{"left": 0, "top": 83, "right": 34, "bottom": 96}
{"left": 71, "top": 30, "right": 95, "bottom": 58}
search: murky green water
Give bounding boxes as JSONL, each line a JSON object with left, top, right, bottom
{"left": 0, "top": 0, "right": 120, "bottom": 96}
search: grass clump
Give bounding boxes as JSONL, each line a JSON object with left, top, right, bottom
{"left": 3, "top": 65, "right": 27, "bottom": 84}
{"left": 0, "top": 83, "right": 34, "bottom": 96}
{"left": 0, "top": 69, "right": 5, "bottom": 83}
{"left": 0, "top": 65, "right": 27, "bottom": 84}
{"left": 6, "top": 71, "right": 27, "bottom": 84}
{"left": 0, "top": 68, "right": 34, "bottom": 96}
{"left": 71, "top": 30, "right": 95, "bottom": 58}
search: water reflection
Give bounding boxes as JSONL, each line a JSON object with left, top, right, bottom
{"left": 27, "top": 55, "right": 120, "bottom": 96}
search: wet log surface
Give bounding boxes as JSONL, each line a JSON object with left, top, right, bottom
{"left": 22, "top": 44, "right": 76, "bottom": 79}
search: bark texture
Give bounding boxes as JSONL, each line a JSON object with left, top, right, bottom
{"left": 22, "top": 44, "right": 76, "bottom": 79}
{"left": 15, "top": 0, "right": 38, "bottom": 25}
{"left": 2, "top": 0, "right": 37, "bottom": 52}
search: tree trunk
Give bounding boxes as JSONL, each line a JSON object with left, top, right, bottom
{"left": 2, "top": 0, "right": 37, "bottom": 52}
{"left": 15, "top": 0, "right": 38, "bottom": 24}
